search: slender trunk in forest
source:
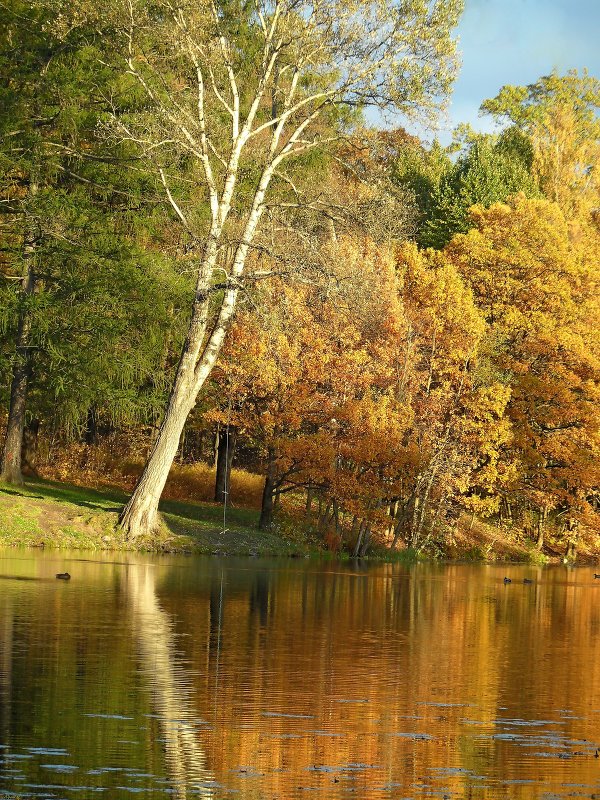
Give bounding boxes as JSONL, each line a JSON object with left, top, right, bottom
{"left": 1, "top": 219, "right": 38, "bottom": 486}
{"left": 390, "top": 518, "right": 401, "bottom": 550}
{"left": 83, "top": 406, "right": 99, "bottom": 446}
{"left": 21, "top": 418, "right": 40, "bottom": 476}
{"left": 331, "top": 498, "right": 340, "bottom": 536}
{"left": 390, "top": 494, "right": 415, "bottom": 549}
{"left": 409, "top": 493, "right": 422, "bottom": 549}
{"left": 1, "top": 331, "right": 33, "bottom": 485}
{"left": 387, "top": 499, "right": 399, "bottom": 538}
{"left": 353, "top": 519, "right": 368, "bottom": 557}
{"left": 181, "top": 429, "right": 204, "bottom": 464}
{"left": 119, "top": 344, "right": 207, "bottom": 536}
{"left": 536, "top": 506, "right": 547, "bottom": 550}
{"left": 258, "top": 447, "right": 277, "bottom": 531}
{"left": 564, "top": 518, "right": 578, "bottom": 561}
{"left": 349, "top": 515, "right": 360, "bottom": 545}
{"left": 413, "top": 470, "right": 436, "bottom": 547}
{"left": 318, "top": 498, "right": 334, "bottom": 534}
{"left": 214, "top": 425, "right": 237, "bottom": 503}
{"left": 358, "top": 524, "right": 372, "bottom": 557}
{"left": 305, "top": 484, "right": 314, "bottom": 518}
{"left": 352, "top": 522, "right": 363, "bottom": 557}
{"left": 565, "top": 538, "right": 577, "bottom": 561}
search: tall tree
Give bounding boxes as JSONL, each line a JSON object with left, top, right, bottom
{"left": 480, "top": 70, "right": 600, "bottom": 219}
{"left": 0, "top": 0, "right": 186, "bottom": 483}
{"left": 0, "top": 0, "right": 107, "bottom": 483}
{"left": 76, "top": 0, "right": 465, "bottom": 537}
{"left": 392, "top": 137, "right": 453, "bottom": 240}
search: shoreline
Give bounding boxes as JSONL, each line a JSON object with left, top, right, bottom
{"left": 1, "top": 478, "right": 598, "bottom": 564}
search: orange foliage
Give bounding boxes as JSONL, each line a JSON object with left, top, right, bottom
{"left": 209, "top": 235, "right": 516, "bottom": 552}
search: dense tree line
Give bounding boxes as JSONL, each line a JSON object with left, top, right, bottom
{"left": 1, "top": 1, "right": 598, "bottom": 556}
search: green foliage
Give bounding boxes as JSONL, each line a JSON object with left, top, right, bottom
{"left": 392, "top": 138, "right": 453, "bottom": 236}
{"left": 480, "top": 70, "right": 600, "bottom": 215}
{"left": 480, "top": 69, "right": 600, "bottom": 129}
{"left": 419, "top": 134, "right": 539, "bottom": 248}
{"left": 0, "top": 0, "right": 191, "bottom": 438}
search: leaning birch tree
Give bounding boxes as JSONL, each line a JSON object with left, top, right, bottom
{"left": 97, "top": 0, "right": 463, "bottom": 537}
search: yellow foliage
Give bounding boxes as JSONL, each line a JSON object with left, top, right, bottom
{"left": 163, "top": 464, "right": 264, "bottom": 509}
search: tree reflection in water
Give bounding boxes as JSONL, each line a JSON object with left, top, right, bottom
{"left": 125, "top": 562, "right": 215, "bottom": 799}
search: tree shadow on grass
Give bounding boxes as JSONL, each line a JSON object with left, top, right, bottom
{"left": 163, "top": 513, "right": 224, "bottom": 542}
{"left": 4, "top": 478, "right": 260, "bottom": 533}
{"left": 17, "top": 479, "right": 125, "bottom": 513}
{"left": 0, "top": 486, "right": 43, "bottom": 499}
{"left": 160, "top": 497, "right": 258, "bottom": 528}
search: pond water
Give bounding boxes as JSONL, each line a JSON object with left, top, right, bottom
{"left": 0, "top": 550, "right": 600, "bottom": 800}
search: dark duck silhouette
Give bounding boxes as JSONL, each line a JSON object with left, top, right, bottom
{"left": 503, "top": 577, "right": 512, "bottom": 584}
{"left": 56, "top": 572, "right": 71, "bottom": 580}
{"left": 523, "top": 578, "right": 533, "bottom": 584}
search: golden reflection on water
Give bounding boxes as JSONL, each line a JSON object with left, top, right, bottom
{"left": 0, "top": 552, "right": 600, "bottom": 799}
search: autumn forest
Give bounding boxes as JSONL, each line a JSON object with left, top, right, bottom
{"left": 1, "top": 0, "right": 599, "bottom": 559}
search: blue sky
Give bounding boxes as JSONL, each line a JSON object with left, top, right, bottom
{"left": 426, "top": 0, "right": 600, "bottom": 143}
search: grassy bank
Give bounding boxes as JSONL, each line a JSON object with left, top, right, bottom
{"left": 2, "top": 478, "right": 598, "bottom": 563}
{"left": 0, "top": 478, "right": 304, "bottom": 556}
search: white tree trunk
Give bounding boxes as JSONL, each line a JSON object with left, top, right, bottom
{"left": 120, "top": 158, "right": 273, "bottom": 538}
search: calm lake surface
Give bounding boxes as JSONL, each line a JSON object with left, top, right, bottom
{"left": 1, "top": 550, "right": 600, "bottom": 800}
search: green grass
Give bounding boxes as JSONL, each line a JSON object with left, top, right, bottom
{"left": 364, "top": 545, "right": 425, "bottom": 563}
{"left": 0, "top": 478, "right": 306, "bottom": 556}
{"left": 3, "top": 478, "right": 586, "bottom": 563}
